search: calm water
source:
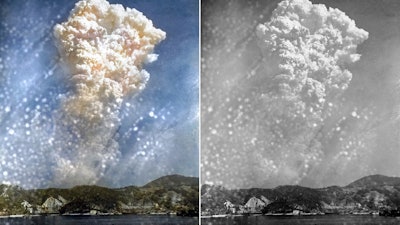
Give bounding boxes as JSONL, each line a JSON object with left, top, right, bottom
{"left": 0, "top": 215, "right": 198, "bottom": 225}
{"left": 202, "top": 215, "right": 400, "bottom": 225}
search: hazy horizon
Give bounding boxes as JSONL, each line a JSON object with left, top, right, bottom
{"left": 203, "top": 173, "right": 400, "bottom": 190}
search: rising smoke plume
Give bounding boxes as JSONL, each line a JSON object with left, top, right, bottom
{"left": 52, "top": 0, "right": 165, "bottom": 186}
{"left": 251, "top": 0, "right": 368, "bottom": 185}
{"left": 202, "top": 0, "right": 368, "bottom": 189}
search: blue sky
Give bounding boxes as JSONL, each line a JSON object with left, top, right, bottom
{"left": 0, "top": 0, "right": 198, "bottom": 188}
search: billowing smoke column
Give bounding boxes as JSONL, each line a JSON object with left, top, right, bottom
{"left": 52, "top": 0, "right": 165, "bottom": 186}
{"left": 202, "top": 0, "right": 368, "bottom": 189}
{"left": 249, "top": 0, "right": 368, "bottom": 186}
{"left": 256, "top": 0, "right": 368, "bottom": 110}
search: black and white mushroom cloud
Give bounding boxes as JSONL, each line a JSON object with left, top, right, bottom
{"left": 52, "top": 0, "right": 165, "bottom": 187}
{"left": 203, "top": 0, "right": 368, "bottom": 188}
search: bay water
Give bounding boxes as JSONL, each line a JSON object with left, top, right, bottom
{"left": 202, "top": 214, "right": 400, "bottom": 225}
{"left": 0, "top": 214, "right": 198, "bottom": 225}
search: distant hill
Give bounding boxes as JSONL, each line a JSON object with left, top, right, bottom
{"left": 143, "top": 174, "right": 198, "bottom": 188}
{"left": 346, "top": 174, "right": 400, "bottom": 188}
{"left": 0, "top": 175, "right": 199, "bottom": 216}
{"left": 201, "top": 174, "right": 400, "bottom": 216}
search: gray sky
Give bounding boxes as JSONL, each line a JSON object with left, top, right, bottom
{"left": 201, "top": 0, "right": 400, "bottom": 189}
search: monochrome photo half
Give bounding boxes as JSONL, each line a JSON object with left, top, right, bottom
{"left": 201, "top": 0, "right": 400, "bottom": 224}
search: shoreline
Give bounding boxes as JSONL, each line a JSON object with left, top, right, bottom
{"left": 0, "top": 212, "right": 181, "bottom": 218}
{"left": 201, "top": 212, "right": 382, "bottom": 219}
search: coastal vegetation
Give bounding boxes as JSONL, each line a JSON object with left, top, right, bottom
{"left": 202, "top": 175, "right": 400, "bottom": 217}
{"left": 0, "top": 175, "right": 198, "bottom": 216}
